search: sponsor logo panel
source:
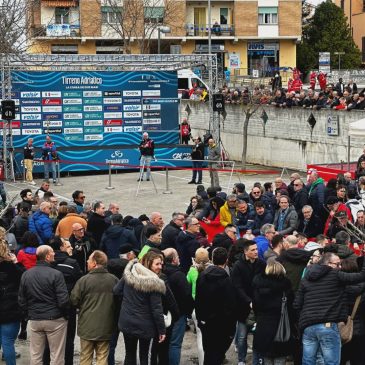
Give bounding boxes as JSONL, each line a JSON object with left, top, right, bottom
{"left": 84, "top": 120, "right": 103, "bottom": 126}
{"left": 64, "top": 113, "right": 83, "bottom": 120}
{"left": 124, "top": 126, "right": 143, "bottom": 132}
{"left": 103, "top": 98, "right": 122, "bottom": 104}
{"left": 63, "top": 98, "right": 83, "bottom": 105}
{"left": 22, "top": 128, "right": 42, "bottom": 135}
{"left": 42, "top": 91, "right": 62, "bottom": 98}
{"left": 42, "top": 106, "right": 62, "bottom": 113}
{"left": 21, "top": 92, "right": 41, "bottom": 98}
{"left": 64, "top": 120, "right": 84, "bottom": 128}
{"left": 64, "top": 127, "right": 83, "bottom": 134}
{"left": 83, "top": 91, "right": 102, "bottom": 97}
{"left": 143, "top": 118, "right": 161, "bottom": 125}
{"left": 84, "top": 134, "right": 103, "bottom": 141}
{"left": 43, "top": 113, "right": 63, "bottom": 120}
{"left": 123, "top": 90, "right": 141, "bottom": 97}
{"left": 63, "top": 105, "right": 83, "bottom": 112}
{"left": 84, "top": 105, "right": 103, "bottom": 112}
{"left": 104, "top": 126, "right": 123, "bottom": 133}
{"left": 21, "top": 114, "right": 42, "bottom": 121}
{"left": 63, "top": 91, "right": 83, "bottom": 97}
{"left": 20, "top": 99, "right": 41, "bottom": 105}
{"left": 123, "top": 104, "right": 141, "bottom": 111}
{"left": 103, "top": 105, "right": 122, "bottom": 111}
{"left": 42, "top": 98, "right": 62, "bottom": 105}
{"left": 21, "top": 106, "right": 41, "bottom": 113}
{"left": 124, "top": 111, "right": 142, "bottom": 118}
{"left": 104, "top": 91, "right": 121, "bottom": 96}
{"left": 104, "top": 119, "right": 122, "bottom": 126}
{"left": 43, "top": 120, "right": 63, "bottom": 128}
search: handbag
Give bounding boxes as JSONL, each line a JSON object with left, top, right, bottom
{"left": 274, "top": 292, "right": 291, "bottom": 342}
{"left": 338, "top": 295, "right": 361, "bottom": 344}
{"left": 163, "top": 311, "right": 172, "bottom": 328}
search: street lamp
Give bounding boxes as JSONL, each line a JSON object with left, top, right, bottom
{"left": 157, "top": 26, "right": 171, "bottom": 54}
{"left": 334, "top": 51, "right": 345, "bottom": 72}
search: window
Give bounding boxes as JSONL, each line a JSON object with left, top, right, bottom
{"left": 258, "top": 7, "right": 278, "bottom": 24}
{"left": 55, "top": 7, "right": 70, "bottom": 24}
{"left": 220, "top": 8, "right": 228, "bottom": 25}
{"left": 144, "top": 7, "right": 164, "bottom": 23}
{"left": 101, "top": 6, "right": 122, "bottom": 24}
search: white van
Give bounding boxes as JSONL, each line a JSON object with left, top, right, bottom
{"left": 177, "top": 69, "right": 209, "bottom": 98}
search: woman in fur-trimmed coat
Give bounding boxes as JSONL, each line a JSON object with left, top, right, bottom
{"left": 113, "top": 258, "right": 166, "bottom": 365}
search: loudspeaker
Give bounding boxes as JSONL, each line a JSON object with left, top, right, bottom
{"left": 213, "top": 93, "right": 225, "bottom": 112}
{"left": 1, "top": 100, "right": 16, "bottom": 120}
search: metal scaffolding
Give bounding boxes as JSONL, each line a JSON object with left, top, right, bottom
{"left": 0, "top": 53, "right": 220, "bottom": 181}
{"left": 0, "top": 56, "right": 15, "bottom": 182}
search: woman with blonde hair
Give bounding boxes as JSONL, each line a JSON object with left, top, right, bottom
{"left": 252, "top": 261, "right": 294, "bottom": 365}
{"left": 187, "top": 247, "right": 211, "bottom": 365}
{"left": 0, "top": 240, "right": 25, "bottom": 365}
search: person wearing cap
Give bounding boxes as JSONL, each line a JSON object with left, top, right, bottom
{"left": 55, "top": 205, "right": 87, "bottom": 240}
{"left": 327, "top": 211, "right": 354, "bottom": 241}
{"left": 323, "top": 196, "right": 352, "bottom": 236}
{"left": 308, "top": 170, "right": 325, "bottom": 216}
{"left": 100, "top": 214, "right": 139, "bottom": 260}
{"left": 138, "top": 226, "right": 162, "bottom": 260}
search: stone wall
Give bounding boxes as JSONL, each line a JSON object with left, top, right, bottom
{"left": 181, "top": 100, "right": 365, "bottom": 170}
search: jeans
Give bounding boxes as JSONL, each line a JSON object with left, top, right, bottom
{"left": 0, "top": 321, "right": 20, "bottom": 365}
{"left": 192, "top": 161, "right": 203, "bottom": 183}
{"left": 44, "top": 160, "right": 56, "bottom": 181}
{"left": 108, "top": 331, "right": 119, "bottom": 365}
{"left": 302, "top": 323, "right": 341, "bottom": 365}
{"left": 235, "top": 321, "right": 261, "bottom": 365}
{"left": 139, "top": 155, "right": 152, "bottom": 180}
{"left": 169, "top": 315, "right": 187, "bottom": 365}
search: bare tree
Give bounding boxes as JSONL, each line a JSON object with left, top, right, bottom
{"left": 100, "top": 0, "right": 184, "bottom": 53}
{"left": 0, "top": 0, "right": 36, "bottom": 54}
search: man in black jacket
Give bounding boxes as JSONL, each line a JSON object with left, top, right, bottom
{"left": 294, "top": 252, "right": 365, "bottom": 365}
{"left": 293, "top": 179, "right": 308, "bottom": 214}
{"left": 43, "top": 237, "right": 83, "bottom": 365}
{"left": 196, "top": 247, "right": 237, "bottom": 365}
{"left": 18, "top": 245, "right": 69, "bottom": 365}
{"left": 161, "top": 212, "right": 185, "bottom": 250}
{"left": 70, "top": 222, "right": 97, "bottom": 274}
{"left": 87, "top": 201, "right": 108, "bottom": 246}
{"left": 100, "top": 214, "right": 139, "bottom": 258}
{"left": 163, "top": 248, "right": 193, "bottom": 365}
{"left": 211, "top": 224, "right": 236, "bottom": 251}
{"left": 297, "top": 205, "right": 323, "bottom": 238}
{"left": 231, "top": 240, "right": 266, "bottom": 365}
{"left": 176, "top": 217, "right": 201, "bottom": 273}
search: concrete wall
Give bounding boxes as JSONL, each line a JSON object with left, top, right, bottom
{"left": 181, "top": 100, "right": 365, "bottom": 170}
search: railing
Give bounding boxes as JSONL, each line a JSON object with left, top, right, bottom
{"left": 186, "top": 23, "right": 234, "bottom": 36}
{"left": 30, "top": 24, "right": 81, "bottom": 38}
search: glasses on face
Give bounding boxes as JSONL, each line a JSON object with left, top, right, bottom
{"left": 267, "top": 231, "right": 275, "bottom": 234}
{"left": 339, "top": 190, "right": 346, "bottom": 193}
{"left": 253, "top": 191, "right": 260, "bottom": 195}
{"left": 191, "top": 222, "right": 200, "bottom": 226}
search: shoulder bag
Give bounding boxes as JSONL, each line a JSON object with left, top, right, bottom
{"left": 338, "top": 295, "right": 361, "bottom": 344}
{"left": 274, "top": 292, "right": 291, "bottom": 342}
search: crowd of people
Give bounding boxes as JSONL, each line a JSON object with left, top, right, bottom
{"left": 2, "top": 160, "right": 365, "bottom": 365}
{"left": 182, "top": 71, "right": 365, "bottom": 111}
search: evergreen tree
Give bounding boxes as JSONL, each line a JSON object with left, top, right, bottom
{"left": 297, "top": 0, "right": 361, "bottom": 73}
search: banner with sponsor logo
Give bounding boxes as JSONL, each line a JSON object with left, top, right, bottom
{"left": 6, "top": 71, "right": 178, "bottom": 147}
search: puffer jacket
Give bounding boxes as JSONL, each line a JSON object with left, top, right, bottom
{"left": 113, "top": 260, "right": 166, "bottom": 339}
{"left": 273, "top": 205, "right": 298, "bottom": 235}
{"left": 0, "top": 260, "right": 25, "bottom": 324}
{"left": 18, "top": 261, "right": 69, "bottom": 320}
{"left": 28, "top": 210, "right": 54, "bottom": 245}
{"left": 294, "top": 260, "right": 365, "bottom": 330}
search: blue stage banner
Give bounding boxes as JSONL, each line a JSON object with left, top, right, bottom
{"left": 8, "top": 71, "right": 179, "bottom": 150}
{"left": 14, "top": 146, "right": 198, "bottom": 173}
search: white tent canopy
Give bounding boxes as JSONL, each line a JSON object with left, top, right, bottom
{"left": 349, "top": 118, "right": 365, "bottom": 137}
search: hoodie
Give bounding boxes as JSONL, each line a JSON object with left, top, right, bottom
{"left": 195, "top": 265, "right": 237, "bottom": 326}
{"left": 277, "top": 248, "right": 312, "bottom": 292}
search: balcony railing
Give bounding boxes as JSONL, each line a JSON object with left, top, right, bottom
{"left": 186, "top": 23, "right": 234, "bottom": 36}
{"left": 30, "top": 24, "right": 81, "bottom": 38}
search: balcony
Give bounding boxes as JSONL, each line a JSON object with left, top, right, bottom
{"left": 41, "top": 0, "right": 78, "bottom": 7}
{"left": 30, "top": 24, "right": 81, "bottom": 38}
{"left": 186, "top": 23, "right": 234, "bottom": 37}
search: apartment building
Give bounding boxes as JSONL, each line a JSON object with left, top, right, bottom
{"left": 28, "top": 0, "right": 301, "bottom": 74}
{"left": 334, "top": 0, "right": 365, "bottom": 62}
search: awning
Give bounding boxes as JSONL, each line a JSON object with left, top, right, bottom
{"left": 349, "top": 118, "right": 365, "bottom": 137}
{"left": 42, "top": 0, "right": 78, "bottom": 7}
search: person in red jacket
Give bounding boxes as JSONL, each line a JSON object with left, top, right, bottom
{"left": 309, "top": 71, "right": 317, "bottom": 90}
{"left": 16, "top": 232, "right": 39, "bottom": 270}
{"left": 292, "top": 76, "right": 303, "bottom": 92}
{"left": 323, "top": 196, "right": 352, "bottom": 236}
{"left": 318, "top": 72, "right": 327, "bottom": 91}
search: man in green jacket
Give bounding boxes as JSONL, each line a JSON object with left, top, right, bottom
{"left": 70, "top": 250, "right": 118, "bottom": 365}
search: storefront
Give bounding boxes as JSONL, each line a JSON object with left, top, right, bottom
{"left": 247, "top": 42, "right": 279, "bottom": 77}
